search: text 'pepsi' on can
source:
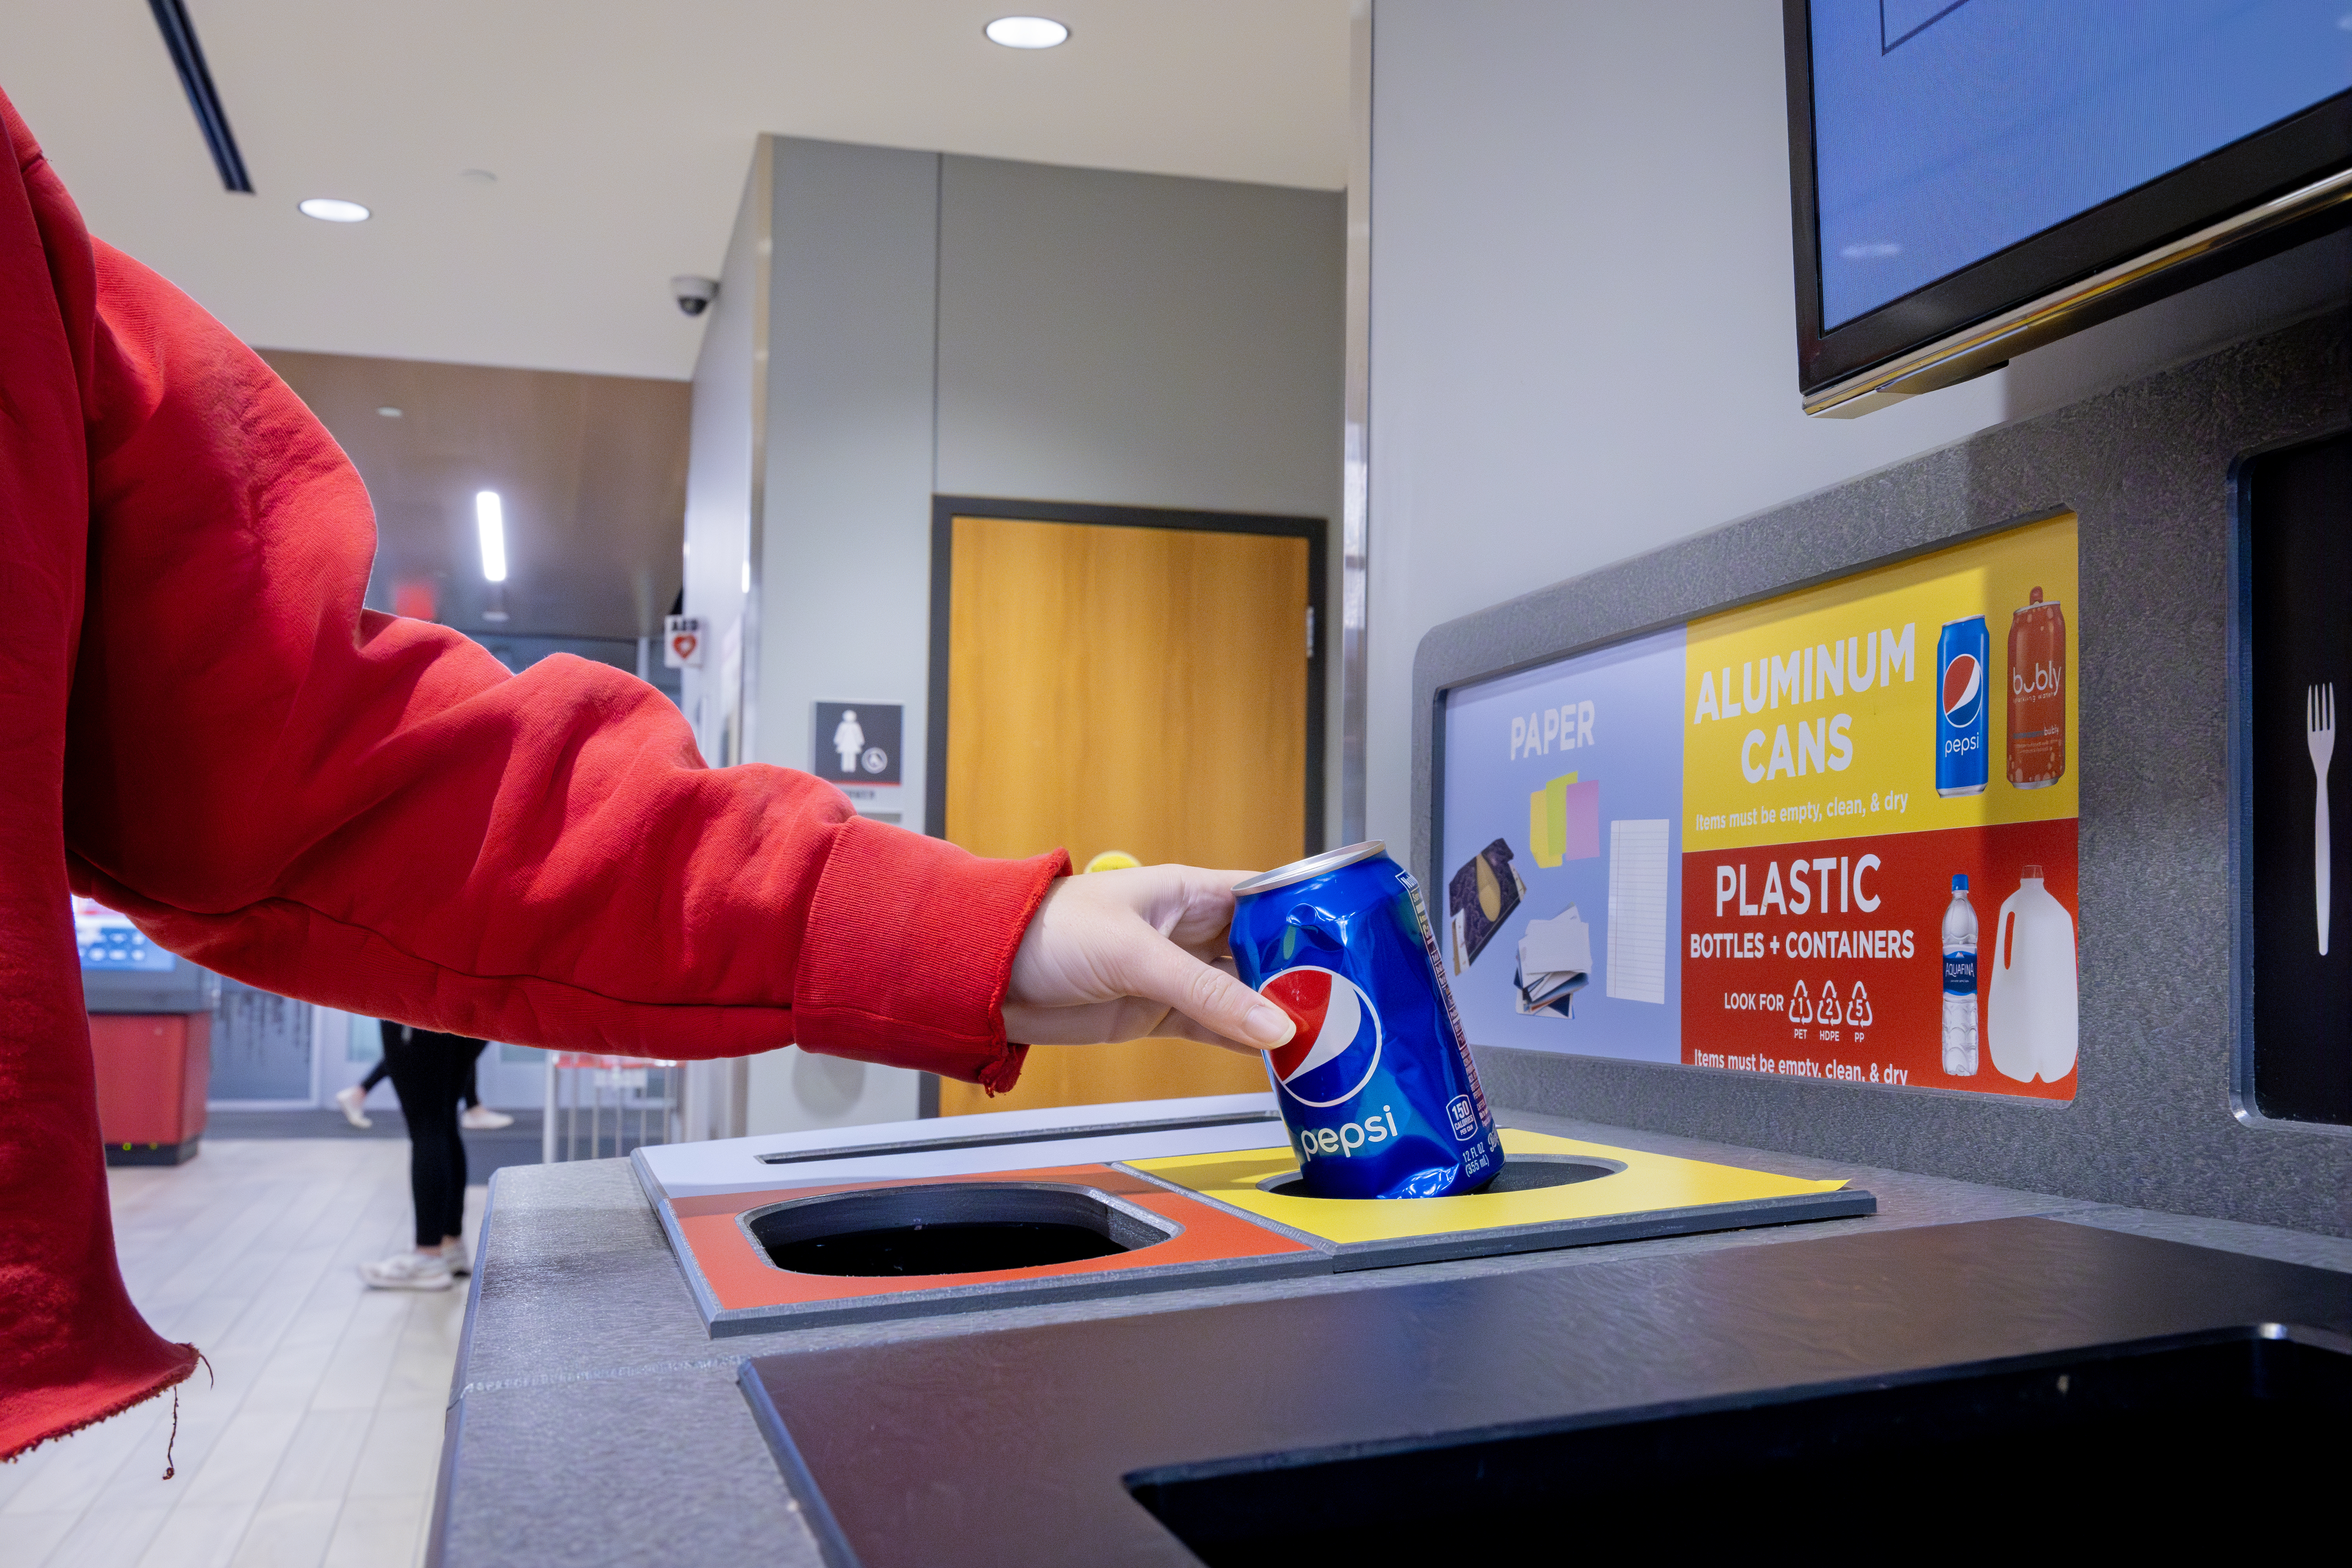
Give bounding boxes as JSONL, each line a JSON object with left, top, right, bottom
{"left": 1936, "top": 615, "right": 1990, "bottom": 798}
{"left": 1229, "top": 842, "right": 1502, "bottom": 1199}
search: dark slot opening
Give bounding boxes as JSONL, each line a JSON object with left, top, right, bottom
{"left": 1127, "top": 1327, "right": 2348, "bottom": 1564}
{"left": 1256, "top": 1156, "right": 1621, "bottom": 1199}
{"left": 747, "top": 1182, "right": 1172, "bottom": 1278}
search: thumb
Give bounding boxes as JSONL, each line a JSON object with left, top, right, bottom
{"left": 1113, "top": 930, "right": 1294, "bottom": 1050}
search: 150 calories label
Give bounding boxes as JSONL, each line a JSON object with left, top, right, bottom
{"left": 1400, "top": 870, "right": 1495, "bottom": 1136}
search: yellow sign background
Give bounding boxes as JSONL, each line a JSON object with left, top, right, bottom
{"left": 1683, "top": 514, "right": 2079, "bottom": 850}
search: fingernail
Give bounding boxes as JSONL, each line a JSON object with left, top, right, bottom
{"left": 1245, "top": 1004, "right": 1294, "bottom": 1046}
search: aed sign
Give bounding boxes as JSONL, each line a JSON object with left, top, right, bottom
{"left": 663, "top": 615, "right": 706, "bottom": 669}
{"left": 813, "top": 702, "right": 902, "bottom": 786}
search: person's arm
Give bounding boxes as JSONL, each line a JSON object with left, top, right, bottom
{"left": 59, "top": 240, "right": 1079, "bottom": 1086}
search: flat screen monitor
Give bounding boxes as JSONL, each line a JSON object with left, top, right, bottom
{"left": 1786, "top": 0, "right": 2352, "bottom": 414}
{"left": 76, "top": 895, "right": 216, "bottom": 1014}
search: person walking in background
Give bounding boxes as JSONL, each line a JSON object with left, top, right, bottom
{"left": 336, "top": 1035, "right": 514, "bottom": 1131}
{"left": 359, "top": 1023, "right": 485, "bottom": 1290}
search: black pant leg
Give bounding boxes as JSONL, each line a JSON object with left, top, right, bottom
{"left": 460, "top": 1038, "right": 486, "bottom": 1110}
{"left": 383, "top": 1030, "right": 464, "bottom": 1249}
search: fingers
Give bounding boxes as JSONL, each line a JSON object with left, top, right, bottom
{"left": 1107, "top": 928, "right": 1293, "bottom": 1051}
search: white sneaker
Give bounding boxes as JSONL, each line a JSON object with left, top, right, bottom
{"left": 440, "top": 1238, "right": 472, "bottom": 1277}
{"left": 334, "top": 1085, "right": 374, "bottom": 1129}
{"left": 359, "top": 1251, "right": 454, "bottom": 1290}
{"left": 459, "top": 1105, "right": 514, "bottom": 1130}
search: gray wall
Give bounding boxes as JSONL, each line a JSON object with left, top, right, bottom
{"left": 684, "top": 136, "right": 1345, "bottom": 1132}
{"left": 1365, "top": 0, "right": 2014, "bottom": 855}
{"left": 1370, "top": 3, "right": 2352, "bottom": 1230}
{"left": 1414, "top": 311, "right": 2352, "bottom": 1236}
{"left": 936, "top": 155, "right": 1345, "bottom": 522}
{"left": 760, "top": 139, "right": 942, "bottom": 831}
{"left": 737, "top": 139, "right": 1345, "bottom": 839}
{"left": 681, "top": 143, "right": 767, "bottom": 769}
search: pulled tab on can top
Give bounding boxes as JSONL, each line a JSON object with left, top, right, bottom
{"left": 1231, "top": 841, "right": 1390, "bottom": 897}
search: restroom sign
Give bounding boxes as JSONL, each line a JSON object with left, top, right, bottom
{"left": 663, "top": 615, "right": 706, "bottom": 669}
{"left": 813, "top": 702, "right": 902, "bottom": 786}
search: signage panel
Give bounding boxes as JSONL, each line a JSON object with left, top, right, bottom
{"left": 1440, "top": 515, "right": 2080, "bottom": 1100}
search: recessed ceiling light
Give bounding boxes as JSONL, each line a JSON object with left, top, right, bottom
{"left": 476, "top": 490, "right": 508, "bottom": 583}
{"left": 376, "top": 406, "right": 403, "bottom": 418}
{"left": 985, "top": 15, "right": 1069, "bottom": 48}
{"left": 298, "top": 197, "right": 370, "bottom": 223}
{"left": 459, "top": 169, "right": 497, "bottom": 184}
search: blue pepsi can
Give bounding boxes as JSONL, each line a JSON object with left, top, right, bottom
{"left": 1936, "top": 615, "right": 1990, "bottom": 798}
{"left": 1229, "top": 842, "right": 1502, "bottom": 1198}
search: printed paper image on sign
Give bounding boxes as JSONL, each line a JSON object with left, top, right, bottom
{"left": 1439, "top": 627, "right": 1688, "bottom": 1062}
{"left": 1438, "top": 515, "right": 2079, "bottom": 1100}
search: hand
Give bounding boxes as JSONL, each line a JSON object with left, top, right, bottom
{"left": 1002, "top": 866, "right": 1297, "bottom": 1053}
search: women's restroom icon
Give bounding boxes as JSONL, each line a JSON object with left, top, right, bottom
{"left": 833, "top": 710, "right": 865, "bottom": 774}
{"left": 812, "top": 701, "right": 903, "bottom": 784}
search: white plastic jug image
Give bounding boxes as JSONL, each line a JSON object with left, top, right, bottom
{"left": 1987, "top": 865, "right": 2078, "bottom": 1083}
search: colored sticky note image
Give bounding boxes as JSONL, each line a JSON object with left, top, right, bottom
{"left": 1528, "top": 774, "right": 1600, "bottom": 868}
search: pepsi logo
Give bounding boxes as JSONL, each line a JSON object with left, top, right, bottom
{"left": 1260, "top": 966, "right": 1383, "bottom": 1107}
{"left": 1941, "top": 652, "right": 1982, "bottom": 725}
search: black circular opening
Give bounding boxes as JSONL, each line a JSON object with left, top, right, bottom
{"left": 745, "top": 1182, "right": 1169, "bottom": 1278}
{"left": 765, "top": 1221, "right": 1125, "bottom": 1277}
{"left": 1257, "top": 1156, "right": 1622, "bottom": 1199}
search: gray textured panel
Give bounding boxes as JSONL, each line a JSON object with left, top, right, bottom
{"left": 436, "top": 1365, "right": 823, "bottom": 1568}
{"left": 1415, "top": 313, "right": 2352, "bottom": 1234}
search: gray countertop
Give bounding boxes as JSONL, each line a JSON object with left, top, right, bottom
{"left": 430, "top": 1112, "right": 2352, "bottom": 1566}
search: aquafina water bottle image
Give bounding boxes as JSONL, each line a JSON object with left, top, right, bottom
{"left": 1941, "top": 874, "right": 1978, "bottom": 1076}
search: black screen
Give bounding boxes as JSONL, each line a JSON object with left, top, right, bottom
{"left": 2244, "top": 430, "right": 2352, "bottom": 1126}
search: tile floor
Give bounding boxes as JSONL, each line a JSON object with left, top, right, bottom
{"left": 1, "top": 1140, "right": 484, "bottom": 1568}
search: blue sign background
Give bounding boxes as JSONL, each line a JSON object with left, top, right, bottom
{"left": 1439, "top": 626, "right": 1686, "bottom": 1061}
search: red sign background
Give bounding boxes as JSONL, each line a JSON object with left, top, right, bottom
{"left": 1679, "top": 820, "right": 2077, "bottom": 1099}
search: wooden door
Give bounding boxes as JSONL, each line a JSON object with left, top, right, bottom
{"left": 938, "top": 512, "right": 1313, "bottom": 1114}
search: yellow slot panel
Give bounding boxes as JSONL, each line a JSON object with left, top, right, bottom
{"left": 1130, "top": 1129, "right": 1849, "bottom": 1246}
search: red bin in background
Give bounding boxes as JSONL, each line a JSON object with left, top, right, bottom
{"left": 89, "top": 1013, "right": 211, "bottom": 1166}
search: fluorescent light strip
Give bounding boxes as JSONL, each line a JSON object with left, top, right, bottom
{"left": 476, "top": 491, "right": 508, "bottom": 582}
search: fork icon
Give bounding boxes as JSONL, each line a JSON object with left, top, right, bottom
{"left": 2310, "top": 683, "right": 2335, "bottom": 956}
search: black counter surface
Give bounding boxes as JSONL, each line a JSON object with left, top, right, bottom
{"left": 742, "top": 1215, "right": 2352, "bottom": 1564}
{"left": 432, "top": 1114, "right": 2352, "bottom": 1568}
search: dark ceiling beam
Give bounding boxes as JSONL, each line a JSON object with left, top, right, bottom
{"left": 147, "top": 0, "right": 252, "bottom": 193}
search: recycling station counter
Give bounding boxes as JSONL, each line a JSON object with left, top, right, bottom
{"left": 420, "top": 314, "right": 2352, "bottom": 1565}
{"left": 425, "top": 1096, "right": 2352, "bottom": 1567}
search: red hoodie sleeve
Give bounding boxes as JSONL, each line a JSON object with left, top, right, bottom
{"left": 60, "top": 242, "right": 1060, "bottom": 1091}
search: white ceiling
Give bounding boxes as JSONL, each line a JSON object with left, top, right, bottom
{"left": 2, "top": 2, "right": 1350, "bottom": 381}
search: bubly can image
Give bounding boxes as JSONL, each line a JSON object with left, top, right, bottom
{"left": 1936, "top": 615, "right": 1990, "bottom": 798}
{"left": 2006, "top": 586, "right": 2066, "bottom": 789}
{"left": 1229, "top": 842, "right": 1502, "bottom": 1199}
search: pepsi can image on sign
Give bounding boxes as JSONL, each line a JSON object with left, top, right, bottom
{"left": 1229, "top": 842, "right": 1502, "bottom": 1199}
{"left": 1936, "top": 615, "right": 1990, "bottom": 798}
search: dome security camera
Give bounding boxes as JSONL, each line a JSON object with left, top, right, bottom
{"left": 670, "top": 275, "right": 719, "bottom": 317}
